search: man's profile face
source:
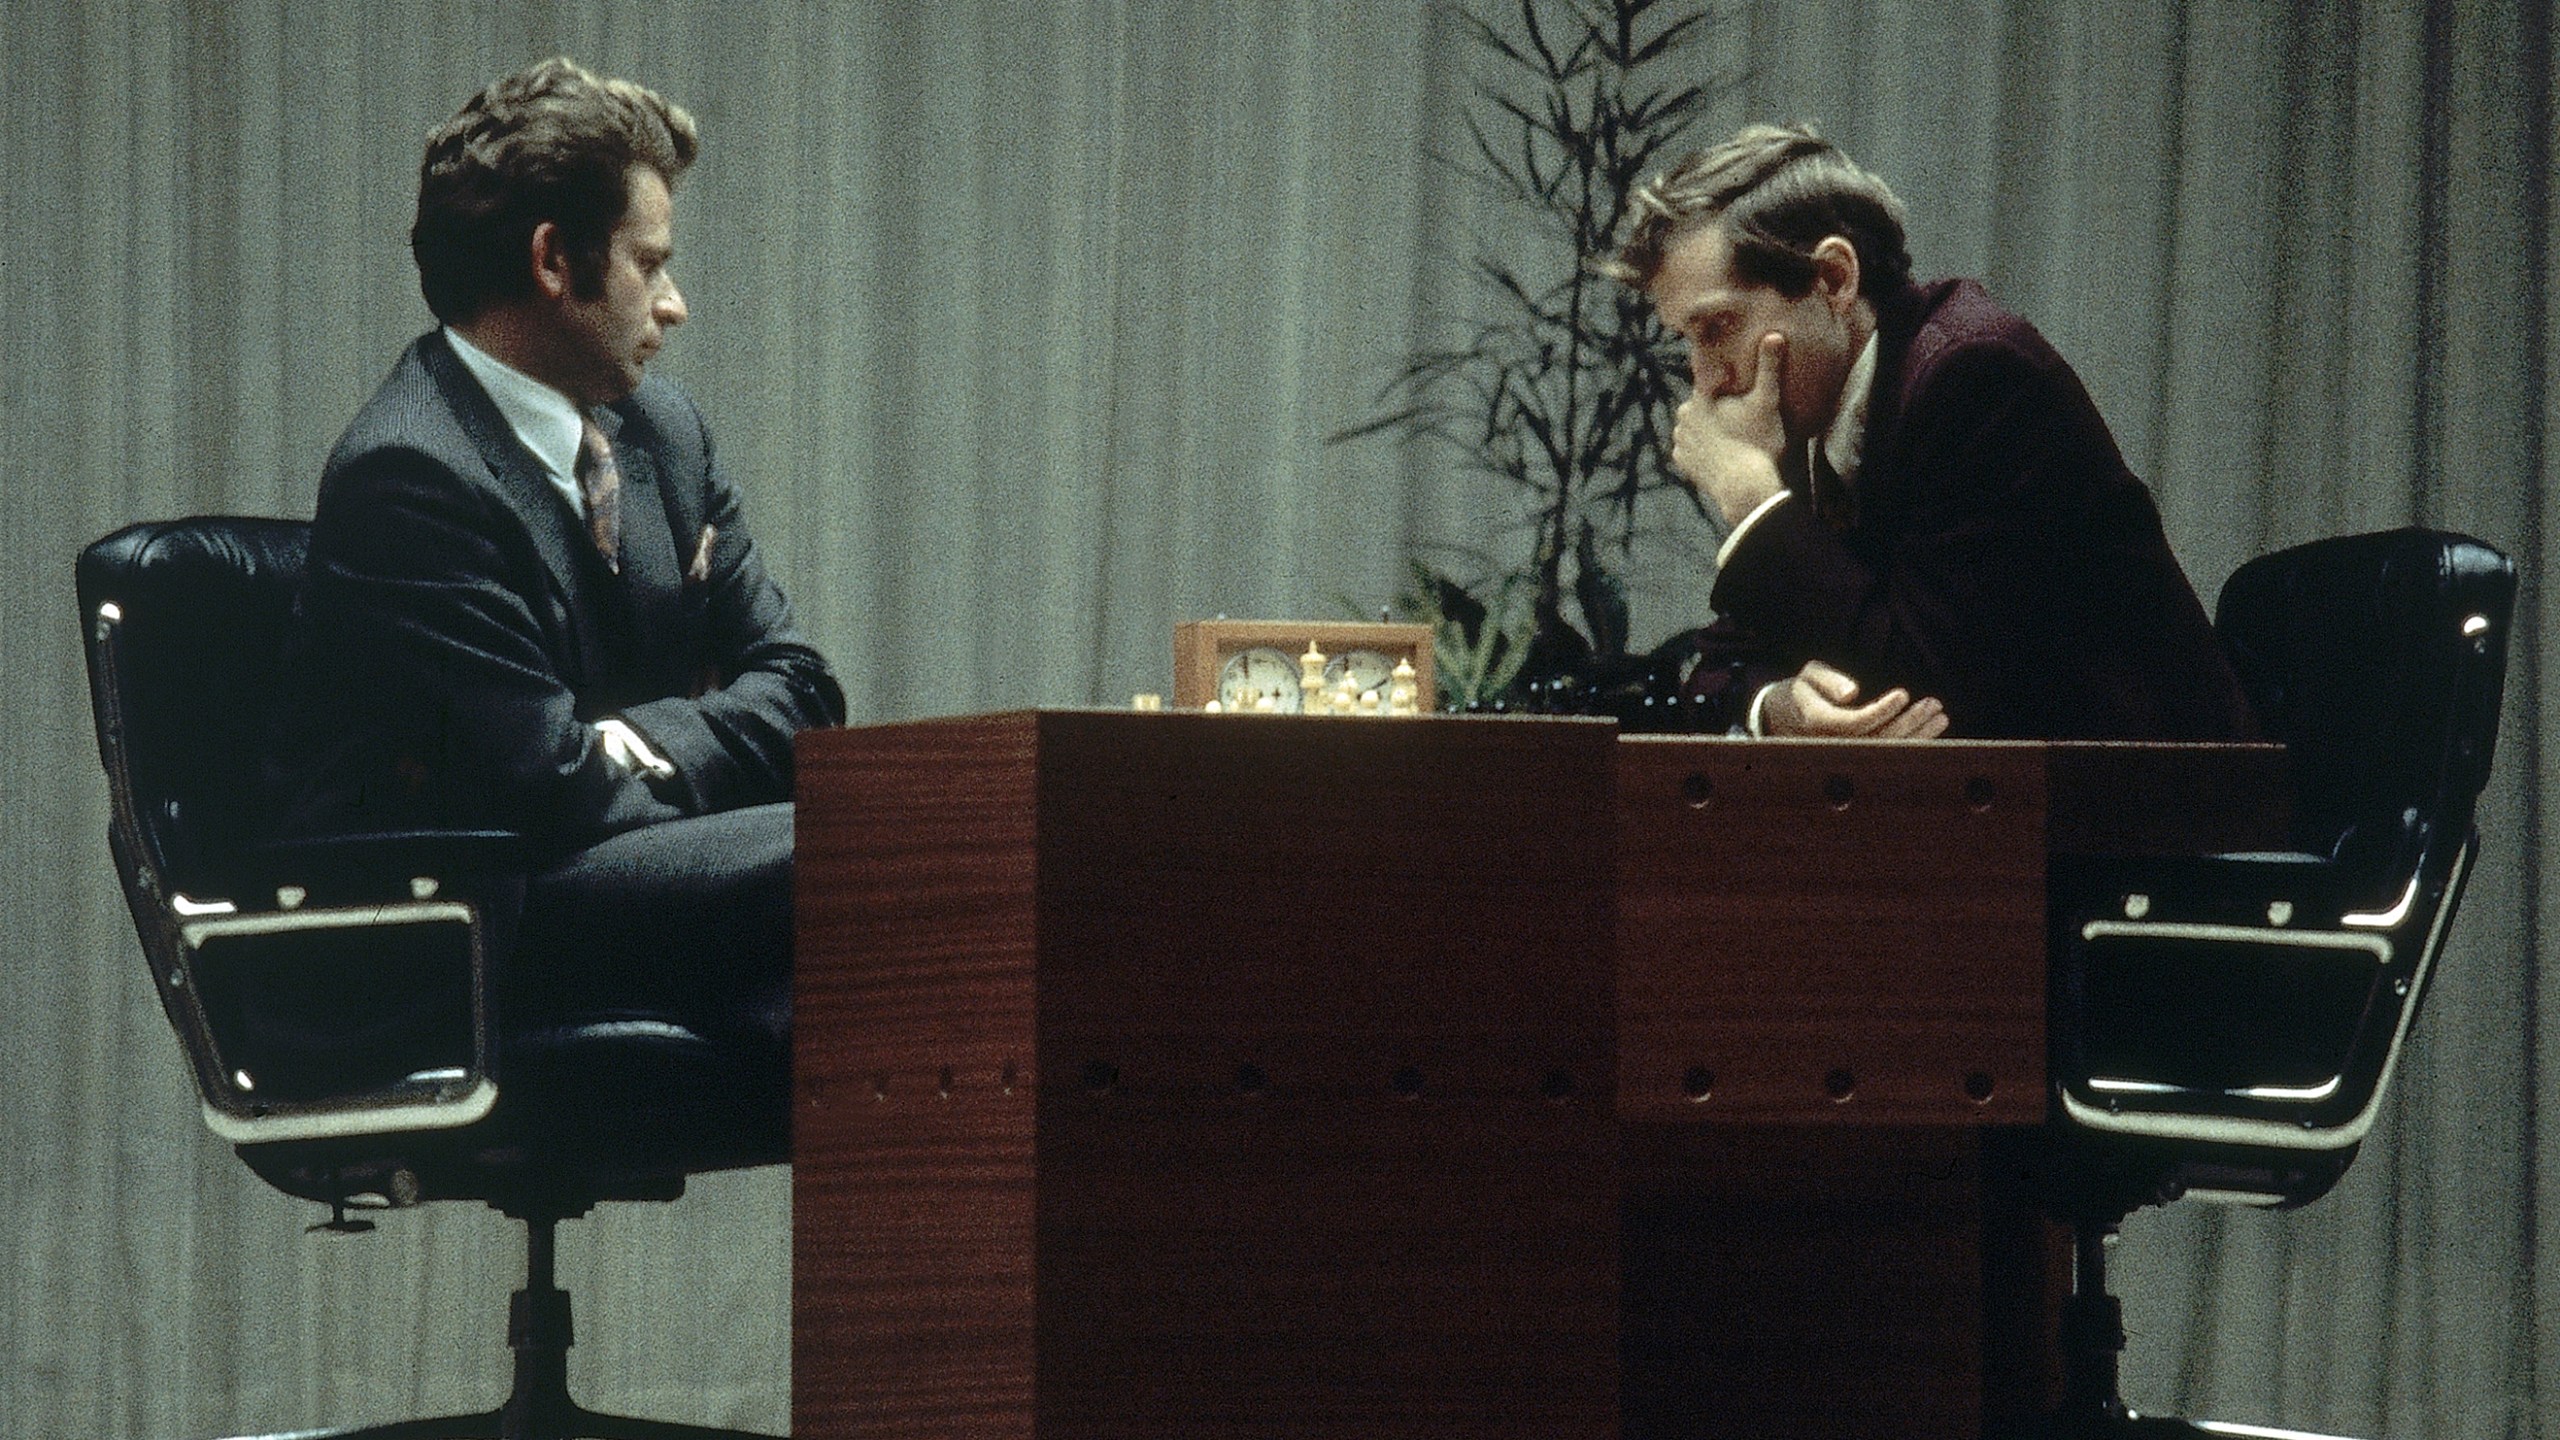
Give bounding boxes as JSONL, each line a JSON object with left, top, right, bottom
{"left": 553, "top": 166, "right": 687, "bottom": 406}
{"left": 1650, "top": 222, "right": 1859, "bottom": 447}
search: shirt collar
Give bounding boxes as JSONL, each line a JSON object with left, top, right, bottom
{"left": 444, "top": 325, "right": 587, "bottom": 490}
{"left": 1818, "top": 329, "right": 1880, "bottom": 485}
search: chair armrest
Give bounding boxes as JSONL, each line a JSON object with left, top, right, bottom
{"left": 2053, "top": 849, "right": 2337, "bottom": 932}
{"left": 246, "top": 830, "right": 526, "bottom": 906}
{"left": 2047, "top": 833, "right": 2472, "bottom": 1158}
{"left": 177, "top": 893, "right": 501, "bottom": 1143}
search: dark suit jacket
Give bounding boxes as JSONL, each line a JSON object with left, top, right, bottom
{"left": 1688, "top": 279, "right": 2255, "bottom": 741}
{"left": 263, "top": 331, "right": 845, "bottom": 855}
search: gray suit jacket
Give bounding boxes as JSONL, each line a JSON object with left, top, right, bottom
{"left": 264, "top": 331, "right": 844, "bottom": 855}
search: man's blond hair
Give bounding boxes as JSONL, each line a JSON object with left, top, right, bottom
{"left": 1605, "top": 122, "right": 1911, "bottom": 301}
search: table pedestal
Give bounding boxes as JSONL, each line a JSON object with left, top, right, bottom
{"left": 793, "top": 714, "right": 2284, "bottom": 1439}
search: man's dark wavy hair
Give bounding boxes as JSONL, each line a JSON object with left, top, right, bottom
{"left": 411, "top": 57, "right": 697, "bottom": 324}
{"left": 1605, "top": 122, "right": 1911, "bottom": 302}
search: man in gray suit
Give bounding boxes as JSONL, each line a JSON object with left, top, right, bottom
{"left": 265, "top": 58, "right": 842, "bottom": 1037}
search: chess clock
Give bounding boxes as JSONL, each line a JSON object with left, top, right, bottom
{"left": 1173, "top": 620, "right": 1435, "bottom": 715}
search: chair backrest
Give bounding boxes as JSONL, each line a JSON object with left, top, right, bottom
{"left": 77, "top": 517, "right": 311, "bottom": 902}
{"left": 78, "top": 518, "right": 496, "bottom": 1145}
{"left": 2048, "top": 528, "right": 2514, "bottom": 1211}
{"left": 2217, "top": 527, "right": 2514, "bottom": 905}
{"left": 77, "top": 519, "right": 783, "bottom": 1185}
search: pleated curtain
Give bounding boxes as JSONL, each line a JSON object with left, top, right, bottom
{"left": 2, "top": 2, "right": 2551, "bottom": 1435}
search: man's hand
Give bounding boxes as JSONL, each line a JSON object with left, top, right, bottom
{"left": 1762, "top": 659, "right": 1949, "bottom": 739}
{"left": 1673, "top": 331, "right": 1790, "bottom": 526}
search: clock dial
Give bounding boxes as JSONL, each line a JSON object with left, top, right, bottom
{"left": 1217, "top": 646, "right": 1303, "bottom": 713}
{"left": 1322, "top": 649, "right": 1397, "bottom": 704}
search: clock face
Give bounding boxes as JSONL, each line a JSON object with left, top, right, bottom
{"left": 1217, "top": 646, "right": 1303, "bottom": 713}
{"left": 1322, "top": 649, "right": 1397, "bottom": 704}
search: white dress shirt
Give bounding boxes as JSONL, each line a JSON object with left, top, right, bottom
{"left": 444, "top": 325, "right": 589, "bottom": 520}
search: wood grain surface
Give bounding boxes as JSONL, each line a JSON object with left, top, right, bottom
{"left": 1617, "top": 738, "right": 2051, "bottom": 1126}
{"left": 795, "top": 716, "right": 2288, "bottom": 1438}
{"left": 795, "top": 712, "right": 1042, "bottom": 1440}
{"left": 797, "top": 712, "right": 1620, "bottom": 1440}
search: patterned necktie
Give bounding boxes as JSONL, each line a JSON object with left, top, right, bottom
{"left": 577, "top": 416, "right": 623, "bottom": 574}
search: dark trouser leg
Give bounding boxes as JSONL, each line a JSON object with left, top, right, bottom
{"left": 514, "top": 802, "right": 794, "bottom": 1045}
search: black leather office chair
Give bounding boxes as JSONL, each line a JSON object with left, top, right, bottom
{"left": 2028, "top": 527, "right": 2516, "bottom": 1438}
{"left": 78, "top": 516, "right": 789, "bottom": 1440}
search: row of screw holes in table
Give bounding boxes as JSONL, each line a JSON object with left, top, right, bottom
{"left": 863, "top": 1064, "right": 1999, "bottom": 1105}
{"left": 1677, "top": 1066, "right": 2000, "bottom": 1105}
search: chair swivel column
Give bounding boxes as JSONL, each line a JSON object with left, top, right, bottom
{"left": 499, "top": 1218, "right": 579, "bottom": 1440}
{"left": 2056, "top": 1221, "right": 2133, "bottom": 1430}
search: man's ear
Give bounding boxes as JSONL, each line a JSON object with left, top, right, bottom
{"left": 1811, "top": 235, "right": 1861, "bottom": 315}
{"left": 528, "top": 220, "right": 574, "bottom": 301}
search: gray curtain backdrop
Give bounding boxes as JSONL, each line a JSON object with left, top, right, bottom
{"left": 1, "top": 1, "right": 2549, "bottom": 1435}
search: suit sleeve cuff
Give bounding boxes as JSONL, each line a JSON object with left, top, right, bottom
{"left": 1716, "top": 490, "right": 1794, "bottom": 569}
{"left": 612, "top": 698, "right": 722, "bottom": 812}
{"left": 594, "top": 718, "right": 675, "bottom": 779}
{"left": 1746, "top": 681, "right": 1781, "bottom": 737}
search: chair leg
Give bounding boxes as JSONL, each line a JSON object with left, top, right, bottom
{"left": 2014, "top": 1220, "right": 2366, "bottom": 1440}
{"left": 546, "top": 1412, "right": 784, "bottom": 1440}
{"left": 2055, "top": 1220, "right": 2134, "bottom": 1431}
{"left": 216, "top": 1213, "right": 779, "bottom": 1440}
{"left": 217, "top": 1402, "right": 769, "bottom": 1440}
{"left": 491, "top": 1216, "right": 783, "bottom": 1440}
{"left": 214, "top": 1413, "right": 501, "bottom": 1439}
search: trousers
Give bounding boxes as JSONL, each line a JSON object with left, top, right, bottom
{"left": 512, "top": 801, "right": 795, "bottom": 1046}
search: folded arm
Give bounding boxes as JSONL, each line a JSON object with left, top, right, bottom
{"left": 604, "top": 391, "right": 845, "bottom": 813}
{"left": 295, "top": 450, "right": 687, "bottom": 848}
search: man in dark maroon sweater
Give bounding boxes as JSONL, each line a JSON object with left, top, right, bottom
{"left": 1610, "top": 124, "right": 2254, "bottom": 742}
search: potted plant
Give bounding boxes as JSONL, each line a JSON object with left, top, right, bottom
{"left": 1335, "top": 0, "right": 1734, "bottom": 714}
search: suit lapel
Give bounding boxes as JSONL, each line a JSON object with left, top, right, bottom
{"left": 418, "top": 332, "right": 608, "bottom": 677}
{"left": 1838, "top": 281, "right": 1937, "bottom": 548}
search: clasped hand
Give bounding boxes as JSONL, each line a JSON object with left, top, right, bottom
{"left": 1763, "top": 660, "right": 1949, "bottom": 740}
{"left": 1672, "top": 332, "right": 1789, "bottom": 526}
